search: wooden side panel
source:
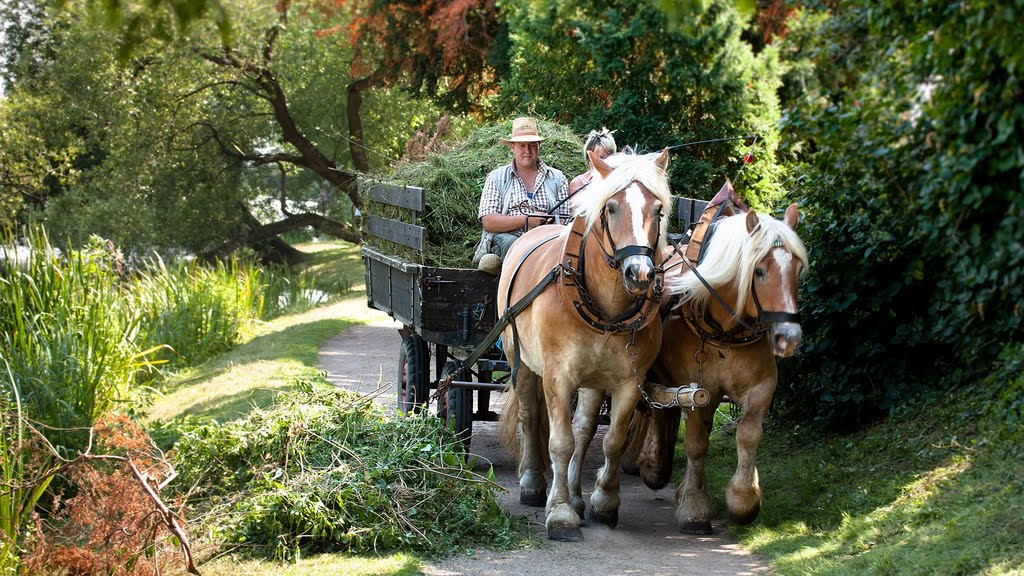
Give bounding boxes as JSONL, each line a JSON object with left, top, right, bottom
{"left": 418, "top": 268, "right": 499, "bottom": 347}
{"left": 675, "top": 197, "right": 710, "bottom": 230}
{"left": 362, "top": 182, "right": 426, "bottom": 212}
{"left": 365, "top": 215, "right": 425, "bottom": 251}
{"left": 364, "top": 253, "right": 417, "bottom": 327}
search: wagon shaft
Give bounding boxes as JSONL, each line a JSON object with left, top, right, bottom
{"left": 641, "top": 381, "right": 711, "bottom": 409}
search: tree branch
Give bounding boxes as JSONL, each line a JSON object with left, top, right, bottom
{"left": 18, "top": 422, "right": 201, "bottom": 575}
{"left": 346, "top": 71, "right": 385, "bottom": 173}
{"left": 201, "top": 210, "right": 360, "bottom": 263}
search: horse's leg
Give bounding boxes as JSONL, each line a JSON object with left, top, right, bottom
{"left": 634, "top": 406, "right": 681, "bottom": 490}
{"left": 568, "top": 388, "right": 604, "bottom": 519}
{"left": 675, "top": 401, "right": 718, "bottom": 535}
{"left": 586, "top": 387, "right": 640, "bottom": 528}
{"left": 515, "top": 365, "right": 548, "bottom": 507}
{"left": 726, "top": 381, "right": 774, "bottom": 524}
{"left": 543, "top": 373, "right": 583, "bottom": 541}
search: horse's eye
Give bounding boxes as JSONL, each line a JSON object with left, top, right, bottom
{"left": 755, "top": 268, "right": 766, "bottom": 279}
{"left": 607, "top": 202, "right": 618, "bottom": 215}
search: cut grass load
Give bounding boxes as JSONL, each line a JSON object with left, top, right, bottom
{"left": 366, "top": 119, "right": 586, "bottom": 268}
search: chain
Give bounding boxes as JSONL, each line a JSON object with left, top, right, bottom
{"left": 630, "top": 328, "right": 679, "bottom": 410}
{"left": 694, "top": 337, "right": 708, "bottom": 391}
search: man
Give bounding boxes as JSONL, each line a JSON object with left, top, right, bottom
{"left": 475, "top": 117, "right": 571, "bottom": 275}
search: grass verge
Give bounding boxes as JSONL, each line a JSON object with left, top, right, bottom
{"left": 145, "top": 242, "right": 436, "bottom": 575}
{"left": 696, "top": 354, "right": 1024, "bottom": 575}
{"left": 148, "top": 295, "right": 425, "bottom": 575}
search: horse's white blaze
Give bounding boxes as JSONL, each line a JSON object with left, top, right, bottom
{"left": 772, "top": 248, "right": 797, "bottom": 311}
{"left": 624, "top": 183, "right": 647, "bottom": 243}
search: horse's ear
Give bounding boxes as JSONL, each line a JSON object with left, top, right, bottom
{"left": 745, "top": 210, "right": 759, "bottom": 234}
{"left": 654, "top": 148, "right": 670, "bottom": 171}
{"left": 784, "top": 203, "right": 799, "bottom": 230}
{"left": 589, "top": 150, "right": 613, "bottom": 178}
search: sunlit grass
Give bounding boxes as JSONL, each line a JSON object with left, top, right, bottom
{"left": 145, "top": 299, "right": 358, "bottom": 424}
{"left": 196, "top": 551, "right": 422, "bottom": 576}
{"left": 696, "top": 382, "right": 1024, "bottom": 575}
{"left": 292, "top": 240, "right": 366, "bottom": 293}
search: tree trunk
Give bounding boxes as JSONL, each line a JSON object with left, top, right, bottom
{"left": 346, "top": 72, "right": 384, "bottom": 173}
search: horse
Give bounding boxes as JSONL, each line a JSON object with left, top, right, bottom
{"left": 495, "top": 149, "right": 673, "bottom": 541}
{"left": 620, "top": 205, "right": 808, "bottom": 534}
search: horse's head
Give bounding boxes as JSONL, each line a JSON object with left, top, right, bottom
{"left": 742, "top": 205, "right": 806, "bottom": 357}
{"left": 580, "top": 149, "right": 672, "bottom": 295}
{"left": 668, "top": 204, "right": 808, "bottom": 357}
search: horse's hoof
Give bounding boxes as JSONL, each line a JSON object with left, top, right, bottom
{"left": 520, "top": 490, "right": 546, "bottom": 507}
{"left": 679, "top": 519, "right": 713, "bottom": 535}
{"left": 727, "top": 502, "right": 761, "bottom": 525}
{"left": 547, "top": 524, "right": 584, "bottom": 542}
{"left": 586, "top": 507, "right": 619, "bottom": 529}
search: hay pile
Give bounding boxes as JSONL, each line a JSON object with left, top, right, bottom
{"left": 368, "top": 119, "right": 586, "bottom": 268}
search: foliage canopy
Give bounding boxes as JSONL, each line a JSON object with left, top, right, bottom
{"left": 775, "top": 0, "right": 1024, "bottom": 424}
{"left": 497, "top": 0, "right": 786, "bottom": 208}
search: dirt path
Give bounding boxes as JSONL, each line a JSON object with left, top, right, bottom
{"left": 318, "top": 303, "right": 771, "bottom": 576}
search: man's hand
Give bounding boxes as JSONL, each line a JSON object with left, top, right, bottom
{"left": 525, "top": 214, "right": 556, "bottom": 229}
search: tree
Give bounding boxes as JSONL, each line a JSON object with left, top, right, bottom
{"left": 496, "top": 0, "right": 785, "bottom": 208}
{"left": 1, "top": 0, "right": 441, "bottom": 261}
{"left": 774, "top": 1, "right": 1024, "bottom": 425}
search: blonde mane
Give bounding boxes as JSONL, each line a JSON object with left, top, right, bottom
{"left": 571, "top": 151, "right": 674, "bottom": 251}
{"left": 666, "top": 212, "right": 809, "bottom": 316}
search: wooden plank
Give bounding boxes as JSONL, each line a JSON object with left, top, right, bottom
{"left": 365, "top": 215, "right": 425, "bottom": 251}
{"left": 362, "top": 245, "right": 419, "bottom": 274}
{"left": 366, "top": 256, "right": 417, "bottom": 327}
{"left": 675, "top": 197, "right": 709, "bottom": 229}
{"left": 362, "top": 182, "right": 426, "bottom": 212}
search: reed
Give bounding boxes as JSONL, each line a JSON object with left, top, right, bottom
{"left": 131, "top": 256, "right": 258, "bottom": 368}
{"left": 0, "top": 230, "right": 153, "bottom": 453}
{"left": 0, "top": 363, "right": 54, "bottom": 575}
{"left": 0, "top": 225, "right": 343, "bottom": 571}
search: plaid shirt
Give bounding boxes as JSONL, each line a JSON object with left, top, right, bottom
{"left": 477, "top": 161, "right": 571, "bottom": 236}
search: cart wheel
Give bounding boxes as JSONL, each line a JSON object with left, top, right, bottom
{"left": 397, "top": 334, "right": 430, "bottom": 414}
{"left": 439, "top": 360, "right": 473, "bottom": 449}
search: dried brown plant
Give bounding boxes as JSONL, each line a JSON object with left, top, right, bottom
{"left": 19, "top": 414, "right": 199, "bottom": 576}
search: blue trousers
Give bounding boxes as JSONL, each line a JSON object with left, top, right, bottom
{"left": 490, "top": 233, "right": 519, "bottom": 259}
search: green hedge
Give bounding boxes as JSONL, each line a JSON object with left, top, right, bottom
{"left": 776, "top": 1, "right": 1023, "bottom": 425}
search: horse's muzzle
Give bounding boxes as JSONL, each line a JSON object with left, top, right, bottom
{"left": 770, "top": 322, "right": 802, "bottom": 357}
{"left": 622, "top": 255, "right": 655, "bottom": 295}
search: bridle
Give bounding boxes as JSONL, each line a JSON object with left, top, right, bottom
{"left": 749, "top": 239, "right": 801, "bottom": 325}
{"left": 595, "top": 201, "right": 661, "bottom": 271}
{"left": 663, "top": 233, "right": 800, "bottom": 345}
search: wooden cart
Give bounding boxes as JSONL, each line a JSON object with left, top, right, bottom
{"left": 361, "top": 181, "right": 506, "bottom": 447}
{"left": 361, "top": 179, "right": 710, "bottom": 447}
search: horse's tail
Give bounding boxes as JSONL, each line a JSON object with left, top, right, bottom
{"left": 498, "top": 385, "right": 520, "bottom": 460}
{"left": 497, "top": 379, "right": 551, "bottom": 473}
{"left": 622, "top": 405, "right": 681, "bottom": 490}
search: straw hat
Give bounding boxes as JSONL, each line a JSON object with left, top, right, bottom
{"left": 499, "top": 117, "right": 547, "bottom": 145}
